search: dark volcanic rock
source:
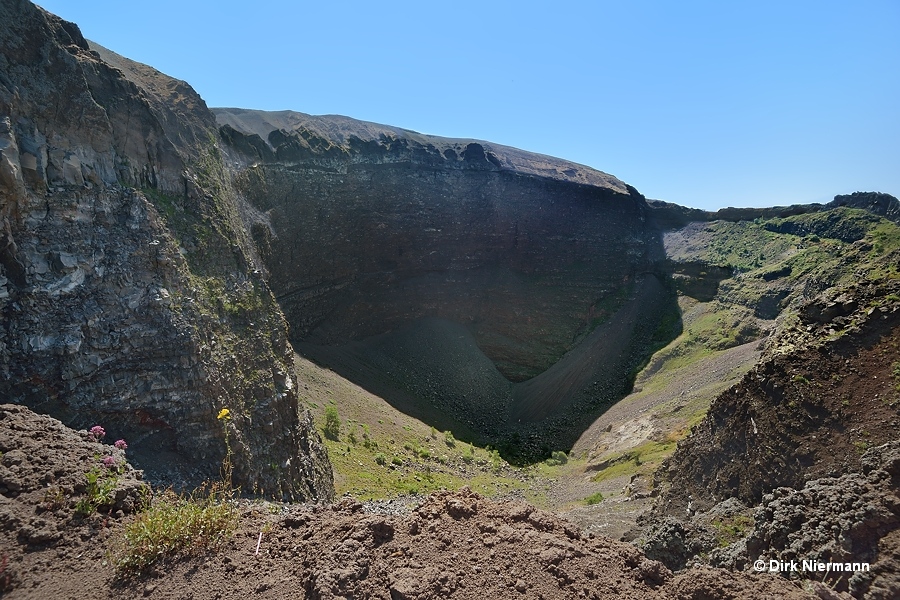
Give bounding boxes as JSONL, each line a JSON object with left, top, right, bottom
{"left": 215, "top": 108, "right": 679, "bottom": 456}
{"left": 829, "top": 192, "right": 900, "bottom": 224}
{"left": 653, "top": 280, "right": 900, "bottom": 515}
{"left": 0, "top": 0, "right": 331, "bottom": 501}
{"left": 639, "top": 281, "right": 900, "bottom": 598}
{"left": 740, "top": 442, "right": 900, "bottom": 597}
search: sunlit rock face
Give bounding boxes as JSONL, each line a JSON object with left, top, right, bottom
{"left": 0, "top": 0, "right": 333, "bottom": 501}
{"left": 217, "top": 109, "right": 678, "bottom": 457}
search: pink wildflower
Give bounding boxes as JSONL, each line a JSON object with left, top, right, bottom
{"left": 89, "top": 425, "right": 105, "bottom": 440}
{"left": 102, "top": 456, "right": 116, "bottom": 468}
{"left": 114, "top": 439, "right": 128, "bottom": 450}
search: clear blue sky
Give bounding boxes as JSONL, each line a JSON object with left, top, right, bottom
{"left": 36, "top": 0, "right": 899, "bottom": 210}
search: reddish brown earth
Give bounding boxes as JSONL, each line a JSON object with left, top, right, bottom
{"left": 654, "top": 281, "right": 900, "bottom": 515}
{"left": 637, "top": 281, "right": 900, "bottom": 598}
{"left": 0, "top": 404, "right": 812, "bottom": 600}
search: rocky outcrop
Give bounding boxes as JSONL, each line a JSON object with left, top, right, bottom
{"left": 653, "top": 280, "right": 900, "bottom": 515}
{"left": 641, "top": 442, "right": 900, "bottom": 598}
{"left": 829, "top": 192, "right": 900, "bottom": 225}
{"left": 637, "top": 280, "right": 900, "bottom": 597}
{"left": 737, "top": 442, "right": 900, "bottom": 597}
{"left": 215, "top": 108, "right": 679, "bottom": 458}
{"left": 0, "top": 0, "right": 331, "bottom": 501}
{"left": 647, "top": 192, "right": 900, "bottom": 233}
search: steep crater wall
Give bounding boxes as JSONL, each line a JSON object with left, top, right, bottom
{"left": 217, "top": 109, "right": 679, "bottom": 457}
{"left": 0, "top": 1, "right": 332, "bottom": 501}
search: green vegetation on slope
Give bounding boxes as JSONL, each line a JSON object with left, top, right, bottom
{"left": 581, "top": 207, "right": 900, "bottom": 497}
{"left": 296, "top": 355, "right": 544, "bottom": 501}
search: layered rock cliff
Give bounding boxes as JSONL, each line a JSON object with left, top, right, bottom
{"left": 215, "top": 108, "right": 679, "bottom": 458}
{"left": 0, "top": 0, "right": 332, "bottom": 501}
{"left": 1, "top": 0, "right": 679, "bottom": 475}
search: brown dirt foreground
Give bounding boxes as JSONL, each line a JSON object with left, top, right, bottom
{"left": 1, "top": 404, "right": 812, "bottom": 600}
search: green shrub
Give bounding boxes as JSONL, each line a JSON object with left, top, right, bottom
{"left": 322, "top": 406, "right": 341, "bottom": 441}
{"left": 443, "top": 430, "right": 456, "bottom": 447}
{"left": 545, "top": 450, "right": 569, "bottom": 466}
{"left": 584, "top": 492, "right": 604, "bottom": 505}
{"left": 391, "top": 456, "right": 403, "bottom": 466}
{"left": 489, "top": 449, "right": 503, "bottom": 472}
{"left": 374, "top": 453, "right": 387, "bottom": 466}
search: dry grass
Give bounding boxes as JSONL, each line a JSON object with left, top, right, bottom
{"left": 114, "top": 482, "right": 237, "bottom": 575}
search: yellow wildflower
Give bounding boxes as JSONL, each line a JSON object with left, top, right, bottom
{"left": 217, "top": 408, "right": 231, "bottom": 420}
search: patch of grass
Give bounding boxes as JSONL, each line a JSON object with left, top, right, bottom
{"left": 584, "top": 491, "right": 604, "bottom": 505}
{"left": 591, "top": 438, "right": 679, "bottom": 484}
{"left": 114, "top": 482, "right": 237, "bottom": 575}
{"left": 711, "top": 514, "right": 754, "bottom": 547}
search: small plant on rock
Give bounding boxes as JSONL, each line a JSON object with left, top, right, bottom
{"left": 75, "top": 466, "right": 118, "bottom": 516}
{"left": 76, "top": 427, "right": 129, "bottom": 515}
{"left": 217, "top": 408, "right": 235, "bottom": 492}
{"left": 41, "top": 486, "right": 67, "bottom": 511}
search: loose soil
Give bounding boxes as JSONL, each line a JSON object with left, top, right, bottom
{"left": 1, "top": 403, "right": 814, "bottom": 600}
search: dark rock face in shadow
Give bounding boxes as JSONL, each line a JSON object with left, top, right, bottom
{"left": 218, "top": 109, "right": 681, "bottom": 459}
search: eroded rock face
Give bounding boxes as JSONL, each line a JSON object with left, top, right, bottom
{"left": 216, "top": 108, "right": 677, "bottom": 456}
{"left": 218, "top": 108, "right": 657, "bottom": 380}
{"left": 0, "top": 0, "right": 332, "bottom": 501}
{"left": 639, "top": 281, "right": 900, "bottom": 597}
